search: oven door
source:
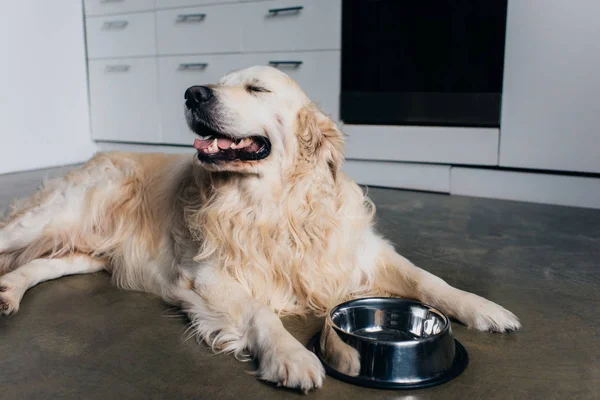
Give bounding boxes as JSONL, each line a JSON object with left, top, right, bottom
{"left": 341, "top": 0, "right": 507, "bottom": 127}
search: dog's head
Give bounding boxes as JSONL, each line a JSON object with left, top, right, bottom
{"left": 185, "top": 66, "right": 343, "bottom": 178}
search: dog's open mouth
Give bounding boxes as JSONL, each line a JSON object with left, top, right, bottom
{"left": 193, "top": 132, "right": 271, "bottom": 163}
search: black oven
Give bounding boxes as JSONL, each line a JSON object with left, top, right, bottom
{"left": 341, "top": 0, "right": 508, "bottom": 127}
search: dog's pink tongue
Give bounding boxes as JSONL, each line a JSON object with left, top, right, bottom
{"left": 193, "top": 138, "right": 213, "bottom": 151}
{"left": 217, "top": 138, "right": 233, "bottom": 149}
{"left": 193, "top": 138, "right": 233, "bottom": 151}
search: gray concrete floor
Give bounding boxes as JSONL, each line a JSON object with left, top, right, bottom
{"left": 0, "top": 166, "right": 598, "bottom": 399}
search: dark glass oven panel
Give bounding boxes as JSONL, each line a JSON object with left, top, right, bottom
{"left": 341, "top": 0, "right": 508, "bottom": 127}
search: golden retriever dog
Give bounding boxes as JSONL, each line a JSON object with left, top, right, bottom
{"left": 0, "top": 66, "right": 520, "bottom": 392}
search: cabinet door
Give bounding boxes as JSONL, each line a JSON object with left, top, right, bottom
{"left": 500, "top": 1, "right": 600, "bottom": 173}
{"left": 240, "top": 51, "right": 341, "bottom": 120}
{"left": 84, "top": 0, "right": 155, "bottom": 16}
{"left": 89, "top": 58, "right": 160, "bottom": 143}
{"left": 242, "top": 0, "right": 341, "bottom": 52}
{"left": 156, "top": 0, "right": 234, "bottom": 8}
{"left": 85, "top": 12, "right": 156, "bottom": 58}
{"left": 156, "top": 4, "right": 244, "bottom": 55}
{"left": 158, "top": 55, "right": 243, "bottom": 144}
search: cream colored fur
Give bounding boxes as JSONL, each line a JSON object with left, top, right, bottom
{"left": 0, "top": 66, "right": 520, "bottom": 392}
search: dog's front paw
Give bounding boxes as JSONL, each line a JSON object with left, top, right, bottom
{"left": 257, "top": 344, "right": 325, "bottom": 393}
{"left": 461, "top": 293, "right": 521, "bottom": 333}
{"left": 0, "top": 283, "right": 21, "bottom": 316}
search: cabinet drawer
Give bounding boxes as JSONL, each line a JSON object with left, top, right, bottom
{"left": 242, "top": 0, "right": 341, "bottom": 52}
{"left": 158, "top": 55, "right": 243, "bottom": 144}
{"left": 88, "top": 58, "right": 160, "bottom": 143}
{"left": 84, "top": 0, "right": 155, "bottom": 16}
{"left": 241, "top": 51, "right": 340, "bottom": 120}
{"left": 157, "top": 4, "right": 243, "bottom": 55}
{"left": 86, "top": 12, "right": 156, "bottom": 58}
{"left": 156, "top": 0, "right": 237, "bottom": 8}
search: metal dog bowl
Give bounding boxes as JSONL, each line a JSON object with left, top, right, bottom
{"left": 310, "top": 298, "right": 468, "bottom": 389}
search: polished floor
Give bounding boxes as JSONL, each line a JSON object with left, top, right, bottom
{"left": 0, "top": 166, "right": 598, "bottom": 399}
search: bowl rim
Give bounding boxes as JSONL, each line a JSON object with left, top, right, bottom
{"left": 327, "top": 297, "right": 451, "bottom": 345}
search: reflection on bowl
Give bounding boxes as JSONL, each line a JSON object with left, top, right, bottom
{"left": 313, "top": 297, "right": 468, "bottom": 390}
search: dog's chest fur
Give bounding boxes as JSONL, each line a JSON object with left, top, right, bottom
{"left": 181, "top": 172, "right": 376, "bottom": 315}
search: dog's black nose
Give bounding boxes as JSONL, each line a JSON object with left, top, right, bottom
{"left": 185, "top": 86, "right": 214, "bottom": 104}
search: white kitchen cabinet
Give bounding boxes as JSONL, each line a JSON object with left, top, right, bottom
{"left": 156, "top": 0, "right": 237, "bottom": 8}
{"left": 158, "top": 51, "right": 340, "bottom": 145}
{"left": 84, "top": 0, "right": 155, "bottom": 16}
{"left": 158, "top": 54, "right": 243, "bottom": 144}
{"left": 156, "top": 4, "right": 244, "bottom": 55}
{"left": 499, "top": 0, "right": 600, "bottom": 174}
{"left": 241, "top": 0, "right": 341, "bottom": 52}
{"left": 86, "top": 0, "right": 342, "bottom": 146}
{"left": 88, "top": 58, "right": 160, "bottom": 143}
{"left": 240, "top": 51, "right": 341, "bottom": 120}
{"left": 85, "top": 12, "right": 156, "bottom": 59}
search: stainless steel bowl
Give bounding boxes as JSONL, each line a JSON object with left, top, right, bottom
{"left": 312, "top": 298, "right": 468, "bottom": 389}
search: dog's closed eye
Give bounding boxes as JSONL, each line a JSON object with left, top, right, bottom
{"left": 245, "top": 84, "right": 270, "bottom": 94}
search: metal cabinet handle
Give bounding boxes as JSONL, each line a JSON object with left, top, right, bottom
{"left": 179, "top": 63, "right": 208, "bottom": 70}
{"left": 268, "top": 61, "right": 303, "bottom": 68}
{"left": 100, "top": 0, "right": 125, "bottom": 3}
{"left": 176, "top": 13, "right": 206, "bottom": 22}
{"left": 105, "top": 64, "right": 130, "bottom": 72}
{"left": 268, "top": 6, "right": 303, "bottom": 15}
{"left": 102, "top": 20, "right": 128, "bottom": 29}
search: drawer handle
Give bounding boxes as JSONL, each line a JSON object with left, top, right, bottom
{"left": 179, "top": 63, "right": 208, "bottom": 70}
{"left": 105, "top": 64, "right": 130, "bottom": 72}
{"left": 102, "top": 20, "right": 128, "bottom": 29}
{"left": 267, "top": 6, "right": 303, "bottom": 16}
{"left": 176, "top": 13, "right": 206, "bottom": 22}
{"left": 100, "top": 0, "right": 125, "bottom": 3}
{"left": 268, "top": 61, "right": 303, "bottom": 68}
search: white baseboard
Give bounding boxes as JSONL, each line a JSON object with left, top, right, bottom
{"left": 96, "top": 141, "right": 193, "bottom": 154}
{"left": 344, "top": 160, "right": 450, "bottom": 193}
{"left": 451, "top": 167, "right": 600, "bottom": 209}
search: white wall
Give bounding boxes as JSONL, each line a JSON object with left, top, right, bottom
{"left": 0, "top": 1, "right": 96, "bottom": 174}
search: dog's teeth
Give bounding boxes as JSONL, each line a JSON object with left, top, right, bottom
{"left": 230, "top": 142, "right": 237, "bottom": 149}
{"left": 207, "top": 138, "right": 219, "bottom": 153}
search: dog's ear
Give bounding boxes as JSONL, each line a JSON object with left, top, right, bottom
{"left": 296, "top": 104, "right": 344, "bottom": 180}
